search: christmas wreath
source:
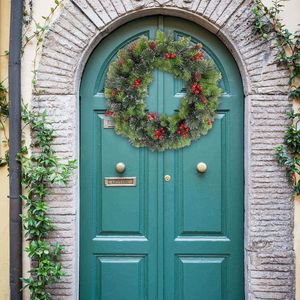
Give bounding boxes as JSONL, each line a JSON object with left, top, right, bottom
{"left": 104, "top": 31, "right": 222, "bottom": 151}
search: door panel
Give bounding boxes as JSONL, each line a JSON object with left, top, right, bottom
{"left": 96, "top": 255, "right": 147, "bottom": 300}
{"left": 176, "top": 256, "right": 225, "bottom": 300}
{"left": 98, "top": 113, "right": 148, "bottom": 236}
{"left": 80, "top": 16, "right": 244, "bottom": 300}
{"left": 173, "top": 113, "right": 226, "bottom": 236}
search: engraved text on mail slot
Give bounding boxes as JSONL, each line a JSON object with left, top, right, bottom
{"left": 104, "top": 177, "right": 136, "bottom": 187}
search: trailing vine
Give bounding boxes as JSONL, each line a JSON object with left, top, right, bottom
{"left": 253, "top": 0, "right": 300, "bottom": 195}
{"left": 0, "top": 0, "right": 77, "bottom": 299}
{"left": 20, "top": 106, "right": 76, "bottom": 299}
{"left": 0, "top": 89, "right": 75, "bottom": 299}
{"left": 23, "top": 0, "right": 63, "bottom": 93}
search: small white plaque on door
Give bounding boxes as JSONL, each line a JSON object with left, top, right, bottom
{"left": 103, "top": 116, "right": 114, "bottom": 129}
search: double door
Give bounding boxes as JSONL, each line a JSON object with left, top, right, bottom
{"left": 80, "top": 16, "right": 244, "bottom": 300}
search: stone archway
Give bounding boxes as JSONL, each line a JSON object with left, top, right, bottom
{"left": 34, "top": 1, "right": 294, "bottom": 299}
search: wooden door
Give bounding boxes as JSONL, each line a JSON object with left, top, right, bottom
{"left": 80, "top": 16, "right": 244, "bottom": 300}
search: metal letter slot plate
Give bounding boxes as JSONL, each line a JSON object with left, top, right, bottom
{"left": 104, "top": 177, "right": 136, "bottom": 187}
{"left": 103, "top": 116, "right": 114, "bottom": 129}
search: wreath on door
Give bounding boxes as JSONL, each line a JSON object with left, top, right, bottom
{"left": 104, "top": 31, "right": 222, "bottom": 151}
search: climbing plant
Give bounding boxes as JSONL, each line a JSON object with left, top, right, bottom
{"left": 252, "top": 0, "right": 300, "bottom": 195}
{"left": 0, "top": 1, "right": 76, "bottom": 299}
{"left": 23, "top": 0, "right": 63, "bottom": 93}
{"left": 20, "top": 106, "right": 76, "bottom": 299}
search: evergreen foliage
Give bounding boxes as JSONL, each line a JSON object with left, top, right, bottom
{"left": 104, "top": 32, "right": 222, "bottom": 151}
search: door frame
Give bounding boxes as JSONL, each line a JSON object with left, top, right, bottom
{"left": 79, "top": 14, "right": 244, "bottom": 299}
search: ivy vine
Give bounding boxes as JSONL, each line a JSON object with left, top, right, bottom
{"left": 253, "top": 0, "right": 300, "bottom": 195}
{"left": 0, "top": 0, "right": 76, "bottom": 299}
{"left": 20, "top": 106, "right": 76, "bottom": 299}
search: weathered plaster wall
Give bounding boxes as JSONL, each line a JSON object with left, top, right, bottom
{"left": 263, "top": 0, "right": 299, "bottom": 33}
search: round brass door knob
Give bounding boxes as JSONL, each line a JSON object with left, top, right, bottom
{"left": 196, "top": 162, "right": 207, "bottom": 173}
{"left": 115, "top": 162, "right": 126, "bottom": 173}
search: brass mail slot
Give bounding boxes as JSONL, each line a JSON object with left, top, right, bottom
{"left": 104, "top": 177, "right": 136, "bottom": 187}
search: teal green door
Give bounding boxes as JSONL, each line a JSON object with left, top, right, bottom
{"left": 80, "top": 16, "right": 244, "bottom": 300}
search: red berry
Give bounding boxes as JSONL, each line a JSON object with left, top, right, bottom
{"left": 191, "top": 83, "right": 203, "bottom": 94}
{"left": 198, "top": 52, "right": 204, "bottom": 60}
{"left": 135, "top": 79, "right": 141, "bottom": 87}
{"left": 191, "top": 51, "right": 204, "bottom": 61}
{"left": 177, "top": 123, "right": 189, "bottom": 137}
{"left": 148, "top": 112, "right": 157, "bottom": 121}
{"left": 154, "top": 128, "right": 164, "bottom": 139}
{"left": 104, "top": 110, "right": 114, "bottom": 117}
{"left": 207, "top": 119, "right": 212, "bottom": 126}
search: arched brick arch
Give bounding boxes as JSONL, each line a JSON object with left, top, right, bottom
{"left": 34, "top": 1, "right": 294, "bottom": 298}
